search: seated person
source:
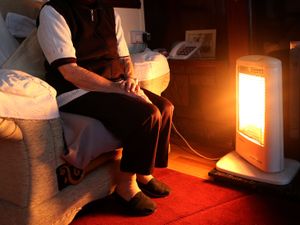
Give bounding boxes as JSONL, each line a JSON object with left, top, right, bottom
{"left": 37, "top": 0, "right": 174, "bottom": 216}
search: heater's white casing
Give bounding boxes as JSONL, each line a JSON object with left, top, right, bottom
{"left": 235, "top": 55, "right": 284, "bottom": 173}
{"left": 216, "top": 55, "right": 300, "bottom": 185}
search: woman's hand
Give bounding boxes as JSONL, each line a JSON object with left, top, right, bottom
{"left": 119, "top": 79, "right": 152, "bottom": 104}
{"left": 135, "top": 88, "right": 152, "bottom": 104}
{"left": 120, "top": 77, "right": 140, "bottom": 93}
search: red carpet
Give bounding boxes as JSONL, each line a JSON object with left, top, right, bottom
{"left": 70, "top": 168, "right": 300, "bottom": 225}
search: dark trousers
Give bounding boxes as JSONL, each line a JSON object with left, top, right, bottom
{"left": 60, "top": 89, "right": 174, "bottom": 175}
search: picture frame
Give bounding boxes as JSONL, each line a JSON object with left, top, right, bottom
{"left": 185, "top": 29, "right": 216, "bottom": 58}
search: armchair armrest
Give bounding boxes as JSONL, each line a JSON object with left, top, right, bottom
{"left": 0, "top": 117, "right": 65, "bottom": 208}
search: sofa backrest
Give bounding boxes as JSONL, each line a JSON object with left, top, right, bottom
{"left": 0, "top": 0, "right": 47, "bottom": 80}
{"left": 2, "top": 29, "right": 47, "bottom": 80}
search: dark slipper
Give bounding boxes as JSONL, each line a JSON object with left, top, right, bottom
{"left": 113, "top": 191, "right": 156, "bottom": 216}
{"left": 138, "top": 178, "right": 171, "bottom": 198}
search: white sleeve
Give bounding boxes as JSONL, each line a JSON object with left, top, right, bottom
{"left": 114, "top": 10, "right": 130, "bottom": 57}
{"left": 37, "top": 5, "right": 76, "bottom": 64}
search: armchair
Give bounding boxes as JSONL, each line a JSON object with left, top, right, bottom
{"left": 0, "top": 1, "right": 170, "bottom": 224}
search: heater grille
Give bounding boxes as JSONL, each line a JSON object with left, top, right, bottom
{"left": 239, "top": 65, "right": 264, "bottom": 75}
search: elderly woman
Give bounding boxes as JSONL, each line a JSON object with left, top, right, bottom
{"left": 37, "top": 0, "right": 174, "bottom": 216}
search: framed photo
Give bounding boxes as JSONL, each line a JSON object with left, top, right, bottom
{"left": 185, "top": 29, "right": 216, "bottom": 58}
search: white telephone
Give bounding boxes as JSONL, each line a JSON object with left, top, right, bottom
{"left": 168, "top": 41, "right": 201, "bottom": 60}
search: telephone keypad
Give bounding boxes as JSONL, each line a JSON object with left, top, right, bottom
{"left": 177, "top": 46, "right": 197, "bottom": 56}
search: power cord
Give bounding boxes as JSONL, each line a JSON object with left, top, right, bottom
{"left": 171, "top": 122, "right": 221, "bottom": 161}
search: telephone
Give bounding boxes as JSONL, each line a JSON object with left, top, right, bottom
{"left": 168, "top": 41, "right": 201, "bottom": 60}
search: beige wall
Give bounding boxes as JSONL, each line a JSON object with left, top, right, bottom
{"left": 115, "top": 0, "right": 145, "bottom": 48}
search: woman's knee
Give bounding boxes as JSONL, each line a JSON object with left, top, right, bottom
{"left": 148, "top": 104, "right": 162, "bottom": 124}
{"left": 160, "top": 98, "right": 174, "bottom": 117}
{"left": 132, "top": 103, "right": 162, "bottom": 127}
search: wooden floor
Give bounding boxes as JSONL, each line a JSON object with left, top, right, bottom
{"left": 168, "top": 136, "right": 232, "bottom": 180}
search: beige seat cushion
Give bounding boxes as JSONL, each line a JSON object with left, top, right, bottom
{"left": 61, "top": 112, "right": 121, "bottom": 169}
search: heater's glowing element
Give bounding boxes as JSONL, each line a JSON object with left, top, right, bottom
{"left": 238, "top": 73, "right": 265, "bottom": 146}
{"left": 215, "top": 55, "right": 300, "bottom": 185}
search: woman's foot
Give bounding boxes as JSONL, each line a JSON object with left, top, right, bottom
{"left": 113, "top": 191, "right": 156, "bottom": 216}
{"left": 115, "top": 172, "right": 156, "bottom": 215}
{"left": 115, "top": 174, "right": 140, "bottom": 201}
{"left": 137, "top": 175, "right": 171, "bottom": 198}
{"left": 137, "top": 174, "right": 154, "bottom": 185}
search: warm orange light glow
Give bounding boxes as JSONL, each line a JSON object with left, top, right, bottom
{"left": 238, "top": 73, "right": 265, "bottom": 146}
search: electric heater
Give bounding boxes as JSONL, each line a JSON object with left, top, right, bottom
{"left": 216, "top": 55, "right": 300, "bottom": 185}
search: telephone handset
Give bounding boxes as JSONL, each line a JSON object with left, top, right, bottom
{"left": 168, "top": 41, "right": 201, "bottom": 60}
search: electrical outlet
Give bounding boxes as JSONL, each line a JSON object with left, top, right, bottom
{"left": 130, "top": 31, "right": 144, "bottom": 44}
{"left": 143, "top": 32, "right": 151, "bottom": 43}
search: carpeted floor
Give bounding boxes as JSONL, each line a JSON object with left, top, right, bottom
{"left": 70, "top": 168, "right": 300, "bottom": 225}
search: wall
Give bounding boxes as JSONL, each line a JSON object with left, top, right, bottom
{"left": 0, "top": 0, "right": 146, "bottom": 52}
{"left": 115, "top": 0, "right": 145, "bottom": 52}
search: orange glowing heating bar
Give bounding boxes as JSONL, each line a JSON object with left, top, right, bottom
{"left": 238, "top": 73, "right": 265, "bottom": 146}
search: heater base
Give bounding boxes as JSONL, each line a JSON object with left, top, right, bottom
{"left": 209, "top": 167, "right": 300, "bottom": 199}
{"left": 215, "top": 151, "right": 300, "bottom": 185}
